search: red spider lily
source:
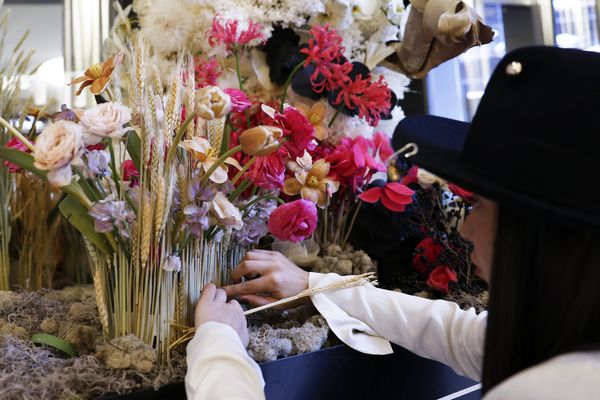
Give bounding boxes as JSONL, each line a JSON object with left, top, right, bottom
{"left": 208, "top": 15, "right": 265, "bottom": 52}
{"left": 194, "top": 57, "right": 221, "bottom": 88}
{"left": 359, "top": 182, "right": 414, "bottom": 212}
{"left": 300, "top": 25, "right": 351, "bottom": 93}
{"left": 334, "top": 75, "right": 391, "bottom": 127}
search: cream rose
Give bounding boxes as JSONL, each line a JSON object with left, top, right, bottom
{"left": 195, "top": 86, "right": 232, "bottom": 120}
{"left": 209, "top": 192, "right": 243, "bottom": 230}
{"left": 34, "top": 120, "right": 83, "bottom": 187}
{"left": 80, "top": 101, "right": 132, "bottom": 145}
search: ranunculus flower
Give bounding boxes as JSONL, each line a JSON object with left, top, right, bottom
{"left": 238, "top": 125, "right": 282, "bottom": 156}
{"left": 195, "top": 86, "right": 232, "bottom": 120}
{"left": 448, "top": 183, "right": 474, "bottom": 201}
{"left": 4, "top": 137, "right": 31, "bottom": 173}
{"left": 123, "top": 159, "right": 139, "bottom": 187}
{"left": 80, "top": 101, "right": 132, "bottom": 145}
{"left": 34, "top": 120, "right": 83, "bottom": 187}
{"left": 209, "top": 192, "right": 243, "bottom": 230}
{"left": 268, "top": 199, "right": 318, "bottom": 243}
{"left": 426, "top": 265, "right": 458, "bottom": 294}
{"left": 413, "top": 237, "right": 444, "bottom": 274}
{"left": 224, "top": 88, "right": 252, "bottom": 113}
{"left": 358, "top": 182, "right": 414, "bottom": 212}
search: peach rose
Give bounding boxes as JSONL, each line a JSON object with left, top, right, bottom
{"left": 34, "top": 120, "right": 83, "bottom": 187}
{"left": 80, "top": 101, "right": 132, "bottom": 145}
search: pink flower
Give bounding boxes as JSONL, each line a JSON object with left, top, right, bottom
{"left": 194, "top": 57, "right": 221, "bottom": 88}
{"left": 400, "top": 166, "right": 419, "bottom": 186}
{"left": 334, "top": 75, "right": 392, "bottom": 127}
{"left": 412, "top": 237, "right": 444, "bottom": 274}
{"left": 86, "top": 143, "right": 106, "bottom": 151}
{"left": 373, "top": 132, "right": 393, "bottom": 162}
{"left": 427, "top": 265, "right": 458, "bottom": 294}
{"left": 244, "top": 148, "right": 286, "bottom": 190}
{"left": 208, "top": 15, "right": 265, "bottom": 52}
{"left": 4, "top": 137, "right": 31, "bottom": 173}
{"left": 275, "top": 106, "right": 316, "bottom": 159}
{"left": 123, "top": 159, "right": 139, "bottom": 188}
{"left": 224, "top": 88, "right": 252, "bottom": 113}
{"left": 300, "top": 25, "right": 350, "bottom": 93}
{"left": 268, "top": 199, "right": 318, "bottom": 243}
{"left": 358, "top": 182, "right": 414, "bottom": 212}
{"left": 352, "top": 136, "right": 385, "bottom": 172}
{"left": 326, "top": 142, "right": 358, "bottom": 183}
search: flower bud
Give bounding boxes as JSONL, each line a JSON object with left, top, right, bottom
{"left": 239, "top": 125, "right": 283, "bottom": 156}
{"left": 195, "top": 86, "right": 232, "bottom": 120}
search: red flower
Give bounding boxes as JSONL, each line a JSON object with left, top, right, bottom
{"left": 300, "top": 25, "right": 351, "bottom": 93}
{"left": 352, "top": 136, "right": 385, "bottom": 172}
{"left": 268, "top": 199, "right": 318, "bottom": 243}
{"left": 276, "top": 106, "right": 316, "bottom": 159}
{"left": 334, "top": 75, "right": 391, "bottom": 127}
{"left": 373, "top": 131, "right": 393, "bottom": 162}
{"left": 224, "top": 88, "right": 251, "bottom": 113}
{"left": 326, "top": 141, "right": 358, "bottom": 182}
{"left": 208, "top": 15, "right": 265, "bottom": 52}
{"left": 86, "top": 143, "right": 106, "bottom": 151}
{"left": 426, "top": 265, "right": 458, "bottom": 294}
{"left": 448, "top": 183, "right": 474, "bottom": 201}
{"left": 359, "top": 182, "right": 414, "bottom": 212}
{"left": 4, "top": 137, "right": 30, "bottom": 173}
{"left": 194, "top": 57, "right": 221, "bottom": 88}
{"left": 400, "top": 166, "right": 419, "bottom": 186}
{"left": 412, "top": 237, "right": 444, "bottom": 274}
{"left": 244, "top": 147, "right": 286, "bottom": 190}
{"left": 123, "top": 160, "right": 139, "bottom": 188}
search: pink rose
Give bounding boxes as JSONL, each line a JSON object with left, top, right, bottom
{"left": 426, "top": 265, "right": 458, "bottom": 294}
{"left": 268, "top": 199, "right": 317, "bottom": 243}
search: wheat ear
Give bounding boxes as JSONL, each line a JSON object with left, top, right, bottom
{"left": 169, "top": 273, "right": 377, "bottom": 349}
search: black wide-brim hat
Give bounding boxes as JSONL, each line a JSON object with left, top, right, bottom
{"left": 393, "top": 46, "right": 600, "bottom": 227}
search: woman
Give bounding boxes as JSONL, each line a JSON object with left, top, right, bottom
{"left": 185, "top": 46, "right": 600, "bottom": 399}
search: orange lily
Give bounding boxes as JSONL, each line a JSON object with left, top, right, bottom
{"left": 284, "top": 158, "right": 339, "bottom": 208}
{"left": 70, "top": 52, "right": 123, "bottom": 96}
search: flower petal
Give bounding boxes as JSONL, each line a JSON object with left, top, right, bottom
{"left": 381, "top": 191, "right": 407, "bottom": 212}
{"left": 301, "top": 187, "right": 320, "bottom": 204}
{"left": 310, "top": 101, "right": 327, "bottom": 122}
{"left": 385, "top": 182, "right": 415, "bottom": 196}
{"left": 311, "top": 159, "right": 330, "bottom": 178}
{"left": 314, "top": 125, "right": 329, "bottom": 141}
{"left": 283, "top": 177, "right": 302, "bottom": 195}
{"left": 358, "top": 187, "right": 383, "bottom": 203}
{"left": 90, "top": 76, "right": 110, "bottom": 95}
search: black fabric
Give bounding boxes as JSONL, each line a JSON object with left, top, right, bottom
{"left": 393, "top": 46, "right": 600, "bottom": 228}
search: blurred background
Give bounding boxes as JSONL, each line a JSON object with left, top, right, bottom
{"left": 2, "top": 0, "right": 600, "bottom": 117}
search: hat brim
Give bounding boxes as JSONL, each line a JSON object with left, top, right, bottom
{"left": 392, "top": 115, "right": 598, "bottom": 227}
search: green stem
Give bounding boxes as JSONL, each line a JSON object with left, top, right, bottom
{"left": 279, "top": 61, "right": 305, "bottom": 112}
{"left": 167, "top": 111, "right": 197, "bottom": 167}
{"left": 108, "top": 139, "right": 122, "bottom": 197}
{"left": 0, "top": 116, "right": 35, "bottom": 152}
{"left": 231, "top": 156, "right": 256, "bottom": 186}
{"left": 241, "top": 194, "right": 285, "bottom": 217}
{"left": 328, "top": 103, "right": 344, "bottom": 128}
{"left": 198, "top": 144, "right": 243, "bottom": 188}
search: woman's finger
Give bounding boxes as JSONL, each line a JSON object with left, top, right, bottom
{"left": 199, "top": 283, "right": 216, "bottom": 305}
{"left": 238, "top": 294, "right": 279, "bottom": 308}
{"left": 231, "top": 260, "right": 271, "bottom": 283}
{"left": 214, "top": 288, "right": 227, "bottom": 303}
{"left": 243, "top": 250, "right": 279, "bottom": 261}
{"left": 223, "top": 277, "right": 270, "bottom": 297}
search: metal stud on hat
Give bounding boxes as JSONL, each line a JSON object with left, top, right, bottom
{"left": 505, "top": 61, "right": 523, "bottom": 75}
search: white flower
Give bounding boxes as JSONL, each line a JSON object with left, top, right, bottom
{"left": 163, "top": 255, "right": 182, "bottom": 272}
{"left": 34, "top": 121, "right": 83, "bottom": 187}
{"left": 80, "top": 102, "right": 132, "bottom": 145}
{"left": 351, "top": 0, "right": 379, "bottom": 20}
{"left": 140, "top": 0, "right": 197, "bottom": 55}
{"left": 210, "top": 192, "right": 243, "bottom": 230}
{"left": 195, "top": 86, "right": 232, "bottom": 120}
{"left": 310, "top": 0, "right": 353, "bottom": 30}
{"left": 180, "top": 137, "right": 241, "bottom": 184}
{"left": 417, "top": 169, "right": 448, "bottom": 190}
{"left": 387, "top": 0, "right": 407, "bottom": 26}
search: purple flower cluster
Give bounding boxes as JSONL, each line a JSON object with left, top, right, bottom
{"left": 183, "top": 203, "right": 210, "bottom": 238}
{"left": 88, "top": 197, "right": 135, "bottom": 238}
{"left": 232, "top": 198, "right": 277, "bottom": 246}
{"left": 85, "top": 150, "right": 111, "bottom": 178}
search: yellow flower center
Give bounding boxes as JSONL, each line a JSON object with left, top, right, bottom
{"left": 308, "top": 176, "right": 320, "bottom": 187}
{"left": 88, "top": 63, "right": 103, "bottom": 78}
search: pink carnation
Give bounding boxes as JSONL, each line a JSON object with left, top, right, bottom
{"left": 244, "top": 148, "right": 286, "bottom": 190}
{"left": 224, "top": 88, "right": 251, "bottom": 113}
{"left": 278, "top": 106, "right": 316, "bottom": 159}
{"left": 4, "top": 137, "right": 31, "bottom": 173}
{"left": 268, "top": 199, "right": 318, "bottom": 243}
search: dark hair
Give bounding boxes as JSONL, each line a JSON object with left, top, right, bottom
{"left": 481, "top": 204, "right": 600, "bottom": 393}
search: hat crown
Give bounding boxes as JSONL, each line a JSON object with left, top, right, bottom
{"left": 462, "top": 46, "right": 600, "bottom": 219}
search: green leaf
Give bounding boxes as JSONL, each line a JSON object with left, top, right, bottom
{"left": 126, "top": 129, "right": 142, "bottom": 172}
{"left": 59, "top": 194, "right": 112, "bottom": 255}
{"left": 0, "top": 147, "right": 46, "bottom": 179}
{"left": 31, "top": 333, "right": 76, "bottom": 357}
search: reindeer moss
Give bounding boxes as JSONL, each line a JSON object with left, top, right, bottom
{"left": 310, "top": 244, "right": 376, "bottom": 275}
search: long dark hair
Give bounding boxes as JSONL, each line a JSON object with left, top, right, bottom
{"left": 481, "top": 204, "right": 600, "bottom": 393}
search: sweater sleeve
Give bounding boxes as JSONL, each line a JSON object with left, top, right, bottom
{"left": 309, "top": 272, "right": 487, "bottom": 381}
{"left": 185, "top": 322, "right": 266, "bottom": 400}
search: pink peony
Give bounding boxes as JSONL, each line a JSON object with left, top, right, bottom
{"left": 224, "top": 88, "right": 252, "bottom": 113}
{"left": 4, "top": 137, "right": 31, "bottom": 173}
{"left": 268, "top": 199, "right": 318, "bottom": 243}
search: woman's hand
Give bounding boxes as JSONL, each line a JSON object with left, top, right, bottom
{"left": 222, "top": 250, "right": 309, "bottom": 307}
{"left": 195, "top": 283, "right": 249, "bottom": 347}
